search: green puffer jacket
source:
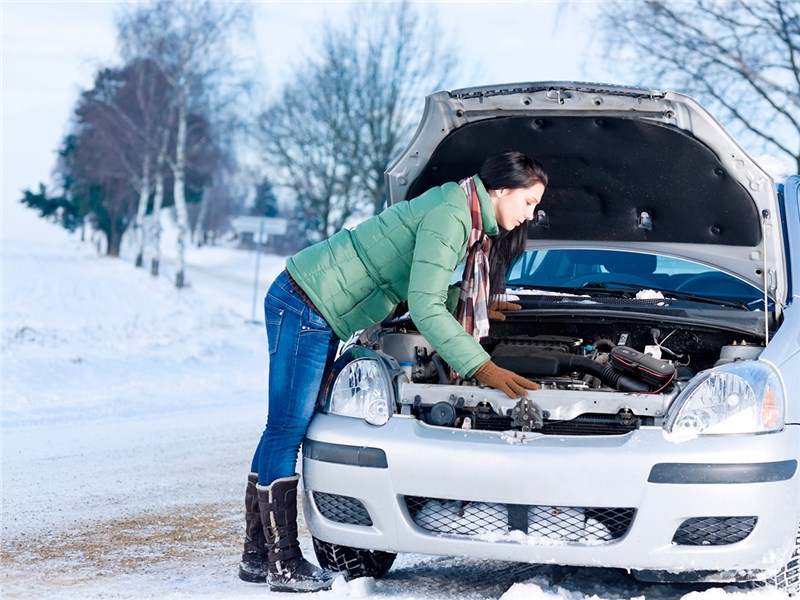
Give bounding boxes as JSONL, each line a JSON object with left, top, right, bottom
{"left": 286, "top": 175, "right": 498, "bottom": 378}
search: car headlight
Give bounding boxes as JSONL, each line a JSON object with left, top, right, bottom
{"left": 326, "top": 358, "right": 393, "bottom": 425}
{"left": 664, "top": 361, "right": 784, "bottom": 439}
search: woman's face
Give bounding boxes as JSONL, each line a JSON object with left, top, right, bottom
{"left": 490, "top": 182, "right": 546, "bottom": 231}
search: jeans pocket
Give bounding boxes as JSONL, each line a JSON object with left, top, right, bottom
{"left": 265, "top": 306, "right": 284, "bottom": 356}
{"left": 306, "top": 307, "right": 330, "bottom": 330}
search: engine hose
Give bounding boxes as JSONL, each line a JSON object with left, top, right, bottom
{"left": 430, "top": 353, "right": 450, "bottom": 384}
{"left": 561, "top": 354, "right": 649, "bottom": 391}
{"left": 598, "top": 364, "right": 652, "bottom": 393}
{"left": 501, "top": 351, "right": 652, "bottom": 392}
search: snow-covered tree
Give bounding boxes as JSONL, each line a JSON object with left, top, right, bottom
{"left": 117, "top": 0, "right": 253, "bottom": 287}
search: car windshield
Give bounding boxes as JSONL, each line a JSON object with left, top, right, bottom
{"left": 506, "top": 249, "right": 765, "bottom": 307}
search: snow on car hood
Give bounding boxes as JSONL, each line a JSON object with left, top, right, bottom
{"left": 386, "top": 82, "right": 786, "bottom": 308}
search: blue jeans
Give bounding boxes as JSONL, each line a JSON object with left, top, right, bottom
{"left": 250, "top": 271, "right": 340, "bottom": 485}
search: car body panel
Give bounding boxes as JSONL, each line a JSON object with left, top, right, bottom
{"left": 304, "top": 415, "right": 799, "bottom": 576}
{"left": 783, "top": 177, "right": 800, "bottom": 299}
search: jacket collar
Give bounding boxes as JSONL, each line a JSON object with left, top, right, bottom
{"left": 472, "top": 175, "right": 498, "bottom": 237}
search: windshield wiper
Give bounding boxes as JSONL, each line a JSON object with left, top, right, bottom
{"left": 571, "top": 282, "right": 753, "bottom": 310}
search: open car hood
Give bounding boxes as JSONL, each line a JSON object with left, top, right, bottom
{"left": 385, "top": 82, "right": 786, "bottom": 309}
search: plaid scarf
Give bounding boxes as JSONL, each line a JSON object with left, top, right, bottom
{"left": 456, "top": 177, "right": 492, "bottom": 340}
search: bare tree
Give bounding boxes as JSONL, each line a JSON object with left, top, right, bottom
{"left": 57, "top": 125, "right": 139, "bottom": 257}
{"left": 258, "top": 61, "right": 366, "bottom": 241}
{"left": 189, "top": 178, "right": 245, "bottom": 246}
{"left": 330, "top": 0, "right": 459, "bottom": 214}
{"left": 257, "top": 0, "right": 459, "bottom": 245}
{"left": 188, "top": 116, "right": 236, "bottom": 247}
{"left": 127, "top": 59, "right": 176, "bottom": 269}
{"left": 596, "top": 0, "right": 800, "bottom": 171}
{"left": 118, "top": 0, "right": 252, "bottom": 287}
{"left": 85, "top": 58, "right": 176, "bottom": 268}
{"left": 58, "top": 67, "right": 151, "bottom": 256}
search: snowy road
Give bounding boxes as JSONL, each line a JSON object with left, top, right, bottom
{"left": 2, "top": 403, "right": 259, "bottom": 598}
{"left": 1, "top": 209, "right": 787, "bottom": 599}
{"left": 2, "top": 402, "right": 259, "bottom": 538}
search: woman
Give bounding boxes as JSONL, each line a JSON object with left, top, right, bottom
{"left": 240, "top": 151, "right": 548, "bottom": 592}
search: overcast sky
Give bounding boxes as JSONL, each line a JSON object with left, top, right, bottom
{"left": 1, "top": 0, "right": 618, "bottom": 233}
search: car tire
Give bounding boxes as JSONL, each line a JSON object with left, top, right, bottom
{"left": 761, "top": 520, "right": 800, "bottom": 596}
{"left": 312, "top": 537, "right": 396, "bottom": 579}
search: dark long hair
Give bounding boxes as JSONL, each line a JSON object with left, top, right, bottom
{"left": 479, "top": 151, "right": 548, "bottom": 297}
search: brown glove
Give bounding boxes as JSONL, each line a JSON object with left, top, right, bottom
{"left": 488, "top": 300, "right": 522, "bottom": 322}
{"left": 473, "top": 360, "right": 540, "bottom": 398}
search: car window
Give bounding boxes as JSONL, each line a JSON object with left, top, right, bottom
{"left": 506, "top": 249, "right": 764, "bottom": 305}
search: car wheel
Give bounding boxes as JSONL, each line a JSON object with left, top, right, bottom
{"left": 759, "top": 520, "right": 800, "bottom": 595}
{"left": 312, "top": 537, "right": 396, "bottom": 579}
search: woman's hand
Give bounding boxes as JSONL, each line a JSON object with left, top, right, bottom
{"left": 473, "top": 360, "right": 540, "bottom": 398}
{"left": 488, "top": 300, "right": 522, "bottom": 321}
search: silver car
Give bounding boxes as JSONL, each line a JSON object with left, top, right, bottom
{"left": 301, "top": 82, "right": 799, "bottom": 594}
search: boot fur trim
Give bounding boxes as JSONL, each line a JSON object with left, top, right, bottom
{"left": 256, "top": 474, "right": 300, "bottom": 492}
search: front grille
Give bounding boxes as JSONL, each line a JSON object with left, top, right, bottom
{"left": 672, "top": 516, "right": 757, "bottom": 546}
{"left": 405, "top": 496, "right": 634, "bottom": 544}
{"left": 473, "top": 414, "right": 514, "bottom": 431}
{"left": 471, "top": 413, "right": 639, "bottom": 436}
{"left": 313, "top": 492, "right": 373, "bottom": 526}
{"left": 542, "top": 414, "right": 639, "bottom": 436}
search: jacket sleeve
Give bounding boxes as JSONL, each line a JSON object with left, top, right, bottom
{"left": 446, "top": 285, "right": 461, "bottom": 315}
{"left": 407, "top": 203, "right": 490, "bottom": 378}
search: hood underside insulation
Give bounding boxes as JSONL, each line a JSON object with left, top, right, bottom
{"left": 406, "top": 116, "right": 761, "bottom": 246}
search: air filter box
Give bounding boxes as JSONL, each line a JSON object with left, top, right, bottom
{"left": 610, "top": 346, "right": 675, "bottom": 387}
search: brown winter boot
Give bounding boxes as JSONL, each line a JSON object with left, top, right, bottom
{"left": 238, "top": 473, "right": 268, "bottom": 583}
{"left": 257, "top": 474, "right": 335, "bottom": 593}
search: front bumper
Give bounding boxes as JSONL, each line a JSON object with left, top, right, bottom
{"left": 302, "top": 414, "right": 799, "bottom": 579}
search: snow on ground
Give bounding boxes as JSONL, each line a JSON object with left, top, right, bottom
{"left": 1, "top": 205, "right": 789, "bottom": 598}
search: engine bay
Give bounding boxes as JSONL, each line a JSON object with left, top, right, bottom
{"left": 370, "top": 315, "right": 766, "bottom": 435}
